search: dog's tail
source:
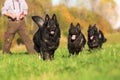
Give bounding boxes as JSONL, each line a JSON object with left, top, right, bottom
{"left": 103, "top": 38, "right": 107, "bottom": 43}
{"left": 99, "top": 30, "right": 107, "bottom": 43}
{"left": 32, "top": 16, "right": 44, "bottom": 27}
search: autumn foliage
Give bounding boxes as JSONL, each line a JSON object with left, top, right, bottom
{"left": 0, "top": 0, "right": 114, "bottom": 49}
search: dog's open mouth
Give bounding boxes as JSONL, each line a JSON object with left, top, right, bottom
{"left": 71, "top": 35, "right": 76, "bottom": 40}
{"left": 90, "top": 36, "right": 94, "bottom": 40}
{"left": 50, "top": 31, "right": 55, "bottom": 35}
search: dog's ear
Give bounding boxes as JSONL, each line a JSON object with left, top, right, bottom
{"left": 76, "top": 23, "right": 81, "bottom": 30}
{"left": 52, "top": 14, "right": 59, "bottom": 25}
{"left": 93, "top": 24, "right": 96, "bottom": 27}
{"left": 52, "top": 14, "right": 57, "bottom": 21}
{"left": 89, "top": 24, "right": 92, "bottom": 29}
{"left": 70, "top": 23, "right": 74, "bottom": 28}
{"left": 93, "top": 24, "right": 97, "bottom": 29}
{"left": 93, "top": 24, "right": 98, "bottom": 31}
{"left": 32, "top": 16, "right": 44, "bottom": 27}
{"left": 88, "top": 24, "right": 92, "bottom": 32}
{"left": 45, "top": 14, "right": 50, "bottom": 22}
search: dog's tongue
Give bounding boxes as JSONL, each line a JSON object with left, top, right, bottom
{"left": 71, "top": 35, "right": 76, "bottom": 40}
{"left": 90, "top": 36, "right": 94, "bottom": 40}
{"left": 50, "top": 31, "right": 54, "bottom": 34}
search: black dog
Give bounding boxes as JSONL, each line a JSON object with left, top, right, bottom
{"left": 32, "top": 14, "right": 61, "bottom": 60}
{"left": 68, "top": 23, "right": 86, "bottom": 56}
{"left": 87, "top": 24, "right": 107, "bottom": 50}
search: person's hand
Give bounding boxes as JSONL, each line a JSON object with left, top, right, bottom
{"left": 19, "top": 12, "right": 25, "bottom": 20}
{"left": 10, "top": 14, "right": 17, "bottom": 19}
{"left": 9, "top": 14, "right": 17, "bottom": 21}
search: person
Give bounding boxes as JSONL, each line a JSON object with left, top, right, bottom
{"left": 1, "top": 0, "right": 35, "bottom": 54}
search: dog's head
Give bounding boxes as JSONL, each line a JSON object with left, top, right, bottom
{"left": 44, "top": 14, "right": 59, "bottom": 36}
{"left": 69, "top": 23, "right": 81, "bottom": 41}
{"left": 88, "top": 24, "right": 99, "bottom": 40}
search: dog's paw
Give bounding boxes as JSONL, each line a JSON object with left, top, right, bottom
{"left": 38, "top": 54, "right": 42, "bottom": 60}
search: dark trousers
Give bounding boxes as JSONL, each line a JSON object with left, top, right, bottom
{"left": 3, "top": 20, "right": 35, "bottom": 54}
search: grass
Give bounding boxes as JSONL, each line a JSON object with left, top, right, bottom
{"left": 0, "top": 33, "right": 120, "bottom": 80}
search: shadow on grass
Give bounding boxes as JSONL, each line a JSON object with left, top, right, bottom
{"left": 2, "top": 51, "right": 38, "bottom": 55}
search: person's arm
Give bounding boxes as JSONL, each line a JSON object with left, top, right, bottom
{"left": 19, "top": 0, "right": 28, "bottom": 19}
{"left": 4, "top": 12, "right": 17, "bottom": 19}
{"left": 1, "top": 0, "right": 17, "bottom": 19}
{"left": 22, "top": 0, "right": 28, "bottom": 15}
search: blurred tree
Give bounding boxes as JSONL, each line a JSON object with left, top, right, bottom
{"left": 26, "top": 0, "right": 52, "bottom": 16}
{"left": 90, "top": 0, "right": 117, "bottom": 28}
{"left": 26, "top": 0, "right": 52, "bottom": 33}
{"left": 90, "top": 0, "right": 99, "bottom": 11}
{"left": 99, "top": 0, "right": 117, "bottom": 26}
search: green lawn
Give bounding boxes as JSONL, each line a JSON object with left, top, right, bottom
{"left": 0, "top": 33, "right": 120, "bottom": 80}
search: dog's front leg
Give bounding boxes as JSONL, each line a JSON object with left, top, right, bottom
{"left": 43, "top": 52, "right": 51, "bottom": 60}
{"left": 38, "top": 48, "right": 43, "bottom": 60}
{"left": 38, "top": 53, "right": 42, "bottom": 60}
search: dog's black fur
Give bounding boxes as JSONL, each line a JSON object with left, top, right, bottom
{"left": 32, "top": 14, "right": 61, "bottom": 60}
{"left": 68, "top": 23, "right": 86, "bottom": 56}
{"left": 16, "top": 38, "right": 24, "bottom": 45}
{"left": 87, "top": 24, "right": 107, "bottom": 50}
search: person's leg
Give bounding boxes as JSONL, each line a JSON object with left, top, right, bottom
{"left": 3, "top": 21, "right": 17, "bottom": 54}
{"left": 18, "top": 20, "right": 35, "bottom": 54}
